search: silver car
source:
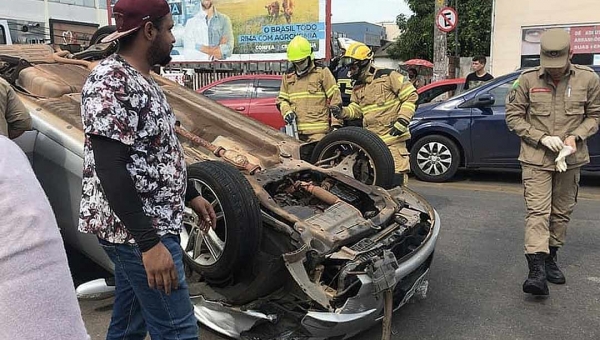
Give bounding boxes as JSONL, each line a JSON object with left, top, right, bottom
{"left": 2, "top": 43, "right": 440, "bottom": 339}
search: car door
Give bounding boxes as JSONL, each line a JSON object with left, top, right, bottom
{"left": 248, "top": 78, "right": 285, "bottom": 130}
{"left": 585, "top": 69, "right": 600, "bottom": 170}
{"left": 469, "top": 76, "right": 521, "bottom": 167}
{"left": 200, "top": 79, "right": 252, "bottom": 115}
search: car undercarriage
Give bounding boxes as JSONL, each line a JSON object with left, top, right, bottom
{"left": 0, "top": 42, "right": 440, "bottom": 339}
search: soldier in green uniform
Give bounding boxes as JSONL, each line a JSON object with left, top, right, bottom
{"left": 506, "top": 29, "right": 600, "bottom": 296}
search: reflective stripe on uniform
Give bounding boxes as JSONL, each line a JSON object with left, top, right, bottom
{"left": 278, "top": 92, "right": 290, "bottom": 100}
{"left": 345, "top": 102, "right": 362, "bottom": 119}
{"left": 401, "top": 101, "right": 416, "bottom": 113}
{"left": 398, "top": 86, "right": 415, "bottom": 101}
{"left": 289, "top": 91, "right": 326, "bottom": 100}
{"left": 380, "top": 134, "right": 400, "bottom": 144}
{"left": 325, "top": 85, "right": 338, "bottom": 98}
{"left": 362, "top": 98, "right": 400, "bottom": 115}
{"left": 297, "top": 121, "right": 329, "bottom": 131}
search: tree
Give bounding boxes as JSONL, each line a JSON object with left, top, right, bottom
{"left": 388, "top": 0, "right": 492, "bottom": 61}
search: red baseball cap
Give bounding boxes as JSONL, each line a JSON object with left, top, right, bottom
{"left": 101, "top": 0, "right": 171, "bottom": 43}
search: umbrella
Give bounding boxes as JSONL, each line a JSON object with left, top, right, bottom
{"left": 402, "top": 59, "right": 434, "bottom": 68}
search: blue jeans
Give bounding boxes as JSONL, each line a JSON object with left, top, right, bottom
{"left": 99, "top": 235, "right": 198, "bottom": 340}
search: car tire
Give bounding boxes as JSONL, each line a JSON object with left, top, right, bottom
{"left": 181, "top": 161, "right": 262, "bottom": 285}
{"left": 311, "top": 127, "right": 395, "bottom": 189}
{"left": 89, "top": 25, "right": 116, "bottom": 45}
{"left": 410, "top": 135, "right": 460, "bottom": 182}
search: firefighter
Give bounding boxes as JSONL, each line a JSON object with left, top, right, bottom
{"left": 329, "top": 47, "right": 362, "bottom": 127}
{"left": 333, "top": 42, "right": 418, "bottom": 185}
{"left": 277, "top": 35, "right": 342, "bottom": 143}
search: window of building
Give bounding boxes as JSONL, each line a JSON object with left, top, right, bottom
{"left": 48, "top": 0, "right": 96, "bottom": 8}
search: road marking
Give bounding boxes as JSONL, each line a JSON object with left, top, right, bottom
{"left": 408, "top": 181, "right": 600, "bottom": 201}
{"left": 587, "top": 277, "right": 600, "bottom": 284}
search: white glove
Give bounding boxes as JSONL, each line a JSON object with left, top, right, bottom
{"left": 541, "top": 136, "right": 565, "bottom": 152}
{"left": 555, "top": 145, "right": 575, "bottom": 172}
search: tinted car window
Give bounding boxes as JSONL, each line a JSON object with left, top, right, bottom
{"left": 417, "top": 84, "right": 458, "bottom": 105}
{"left": 203, "top": 80, "right": 252, "bottom": 100}
{"left": 254, "top": 79, "right": 281, "bottom": 99}
{"left": 488, "top": 82, "right": 512, "bottom": 107}
{"left": 0, "top": 25, "right": 6, "bottom": 45}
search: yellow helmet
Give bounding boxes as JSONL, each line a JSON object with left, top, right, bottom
{"left": 287, "top": 35, "right": 313, "bottom": 62}
{"left": 342, "top": 42, "right": 373, "bottom": 80}
{"left": 343, "top": 42, "right": 373, "bottom": 61}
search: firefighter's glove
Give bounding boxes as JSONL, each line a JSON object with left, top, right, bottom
{"left": 389, "top": 118, "right": 410, "bottom": 137}
{"left": 555, "top": 145, "right": 574, "bottom": 173}
{"left": 329, "top": 105, "right": 343, "bottom": 120}
{"left": 541, "top": 136, "right": 564, "bottom": 153}
{"left": 283, "top": 111, "right": 297, "bottom": 125}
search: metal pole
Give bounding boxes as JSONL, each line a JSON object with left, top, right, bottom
{"left": 454, "top": 0, "right": 460, "bottom": 78}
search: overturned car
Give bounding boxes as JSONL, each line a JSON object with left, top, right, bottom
{"left": 1, "top": 43, "right": 440, "bottom": 339}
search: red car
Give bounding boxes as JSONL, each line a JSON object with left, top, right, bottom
{"left": 416, "top": 78, "right": 466, "bottom": 105}
{"left": 197, "top": 75, "right": 466, "bottom": 130}
{"left": 197, "top": 74, "right": 285, "bottom": 130}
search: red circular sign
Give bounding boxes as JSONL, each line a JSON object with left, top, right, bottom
{"left": 436, "top": 7, "right": 458, "bottom": 33}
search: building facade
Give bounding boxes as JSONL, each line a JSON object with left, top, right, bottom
{"left": 377, "top": 21, "right": 400, "bottom": 41}
{"left": 331, "top": 22, "right": 385, "bottom": 48}
{"left": 0, "top": 0, "right": 110, "bottom": 46}
{"left": 491, "top": 0, "right": 600, "bottom": 76}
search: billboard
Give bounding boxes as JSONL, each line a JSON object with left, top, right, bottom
{"left": 169, "top": 0, "right": 328, "bottom": 62}
{"left": 521, "top": 24, "right": 600, "bottom": 56}
{"left": 49, "top": 19, "right": 99, "bottom": 47}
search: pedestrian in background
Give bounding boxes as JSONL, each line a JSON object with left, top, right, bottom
{"left": 0, "top": 136, "right": 90, "bottom": 340}
{"left": 506, "top": 28, "right": 600, "bottom": 296}
{"left": 407, "top": 68, "right": 422, "bottom": 89}
{"left": 83, "top": 0, "right": 216, "bottom": 338}
{"left": 0, "top": 77, "right": 31, "bottom": 139}
{"left": 464, "top": 55, "right": 493, "bottom": 90}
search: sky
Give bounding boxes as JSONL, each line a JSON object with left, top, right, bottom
{"left": 331, "top": 0, "right": 413, "bottom": 24}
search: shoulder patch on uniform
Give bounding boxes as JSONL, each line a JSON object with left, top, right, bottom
{"left": 511, "top": 79, "right": 520, "bottom": 89}
{"left": 508, "top": 89, "right": 517, "bottom": 103}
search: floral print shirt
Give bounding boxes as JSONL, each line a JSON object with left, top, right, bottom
{"left": 78, "top": 54, "right": 186, "bottom": 244}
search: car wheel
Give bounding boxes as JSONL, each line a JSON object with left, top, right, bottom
{"left": 89, "top": 25, "right": 116, "bottom": 45}
{"left": 410, "top": 135, "right": 460, "bottom": 182}
{"left": 311, "top": 127, "right": 395, "bottom": 189}
{"left": 181, "top": 161, "right": 262, "bottom": 285}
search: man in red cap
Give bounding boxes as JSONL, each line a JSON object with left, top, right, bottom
{"left": 79, "top": 0, "right": 216, "bottom": 338}
{"left": 506, "top": 28, "right": 600, "bottom": 296}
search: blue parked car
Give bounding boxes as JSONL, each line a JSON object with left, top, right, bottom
{"left": 408, "top": 66, "right": 600, "bottom": 182}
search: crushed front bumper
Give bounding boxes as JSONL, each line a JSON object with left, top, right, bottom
{"left": 192, "top": 209, "right": 441, "bottom": 339}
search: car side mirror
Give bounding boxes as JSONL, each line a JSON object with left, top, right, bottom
{"left": 458, "top": 93, "right": 495, "bottom": 108}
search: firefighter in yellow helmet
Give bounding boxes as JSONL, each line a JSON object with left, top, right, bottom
{"left": 333, "top": 42, "right": 418, "bottom": 185}
{"left": 277, "top": 35, "right": 343, "bottom": 143}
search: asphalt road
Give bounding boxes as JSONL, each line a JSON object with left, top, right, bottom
{"left": 74, "top": 170, "right": 600, "bottom": 340}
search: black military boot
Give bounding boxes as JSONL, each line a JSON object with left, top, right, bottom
{"left": 523, "top": 253, "right": 549, "bottom": 295}
{"left": 545, "top": 246, "right": 566, "bottom": 284}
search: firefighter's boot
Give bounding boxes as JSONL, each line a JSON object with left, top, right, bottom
{"left": 545, "top": 246, "right": 566, "bottom": 284}
{"left": 523, "top": 253, "right": 549, "bottom": 296}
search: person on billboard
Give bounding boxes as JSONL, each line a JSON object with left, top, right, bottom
{"left": 276, "top": 35, "right": 343, "bottom": 146}
{"left": 184, "top": 0, "right": 233, "bottom": 60}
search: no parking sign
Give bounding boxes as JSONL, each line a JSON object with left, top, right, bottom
{"left": 436, "top": 7, "right": 458, "bottom": 33}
